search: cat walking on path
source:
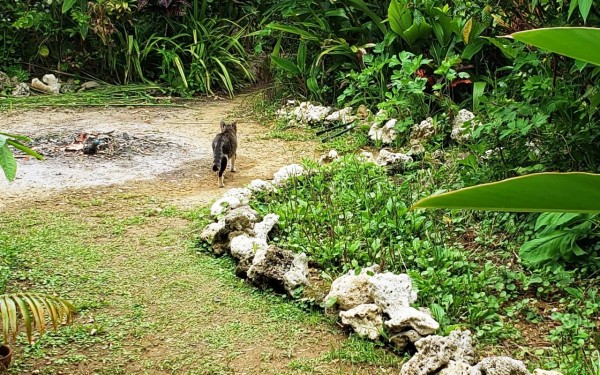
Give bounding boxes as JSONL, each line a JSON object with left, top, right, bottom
{"left": 212, "top": 120, "right": 238, "bottom": 188}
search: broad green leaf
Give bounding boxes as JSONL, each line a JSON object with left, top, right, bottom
{"left": 270, "top": 56, "right": 300, "bottom": 75}
{"left": 510, "top": 27, "right": 600, "bottom": 66}
{"left": 0, "top": 144, "right": 17, "bottom": 182}
{"left": 568, "top": 0, "right": 580, "bottom": 20}
{"left": 388, "top": 0, "right": 412, "bottom": 37}
{"left": 0, "top": 135, "right": 6, "bottom": 147}
{"left": 519, "top": 231, "right": 571, "bottom": 265}
{"left": 62, "top": 0, "right": 77, "bottom": 13}
{"left": 411, "top": 172, "right": 600, "bottom": 213}
{"left": 461, "top": 39, "right": 485, "bottom": 60}
{"left": 485, "top": 37, "right": 519, "bottom": 60}
{"left": 535, "top": 212, "right": 581, "bottom": 231}
{"left": 307, "top": 76, "right": 319, "bottom": 93}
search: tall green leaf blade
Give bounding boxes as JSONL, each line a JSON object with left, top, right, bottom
{"left": 411, "top": 172, "right": 600, "bottom": 213}
{"left": 62, "top": 0, "right": 77, "bottom": 13}
{"left": 472, "top": 81, "right": 486, "bottom": 109}
{"left": 0, "top": 144, "right": 17, "bottom": 182}
{"left": 510, "top": 27, "right": 600, "bottom": 66}
{"left": 577, "top": 0, "right": 592, "bottom": 23}
{"left": 266, "top": 23, "right": 319, "bottom": 41}
{"left": 347, "top": 0, "right": 387, "bottom": 35}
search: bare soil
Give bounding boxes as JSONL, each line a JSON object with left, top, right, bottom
{"left": 0, "top": 97, "right": 401, "bottom": 374}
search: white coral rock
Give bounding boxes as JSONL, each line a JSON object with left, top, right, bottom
{"left": 325, "top": 107, "right": 355, "bottom": 123}
{"left": 230, "top": 234, "right": 268, "bottom": 260}
{"left": 273, "top": 164, "right": 305, "bottom": 186}
{"left": 210, "top": 196, "right": 242, "bottom": 217}
{"left": 247, "top": 179, "right": 276, "bottom": 193}
{"left": 324, "top": 266, "right": 379, "bottom": 310}
{"left": 318, "top": 149, "right": 340, "bottom": 165}
{"left": 253, "top": 213, "right": 279, "bottom": 241}
{"left": 375, "top": 149, "right": 413, "bottom": 167}
{"left": 339, "top": 304, "right": 383, "bottom": 341}
{"left": 451, "top": 109, "right": 478, "bottom": 143}
{"left": 224, "top": 187, "right": 253, "bottom": 204}
{"left": 368, "top": 119, "right": 398, "bottom": 144}
{"left": 200, "top": 222, "right": 225, "bottom": 243}
{"left": 283, "top": 252, "right": 310, "bottom": 295}
{"left": 369, "top": 272, "right": 418, "bottom": 319}
{"left": 411, "top": 117, "right": 435, "bottom": 143}
{"left": 384, "top": 306, "right": 440, "bottom": 336}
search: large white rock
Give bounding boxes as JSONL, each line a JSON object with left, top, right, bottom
{"left": 439, "top": 361, "right": 472, "bottom": 375}
{"left": 318, "top": 149, "right": 340, "bottom": 165}
{"left": 411, "top": 117, "right": 435, "bottom": 143}
{"left": 230, "top": 234, "right": 268, "bottom": 260}
{"left": 339, "top": 304, "right": 383, "bottom": 341}
{"left": 247, "top": 179, "right": 276, "bottom": 193}
{"left": 368, "top": 119, "right": 398, "bottom": 144}
{"left": 273, "top": 164, "right": 305, "bottom": 186}
{"left": 224, "top": 187, "right": 253, "bottom": 204}
{"left": 400, "top": 330, "right": 474, "bottom": 375}
{"left": 375, "top": 149, "right": 413, "bottom": 167}
{"left": 368, "top": 272, "right": 417, "bottom": 319}
{"left": 283, "top": 252, "right": 310, "bottom": 295}
{"left": 325, "top": 107, "right": 355, "bottom": 123}
{"left": 200, "top": 222, "right": 225, "bottom": 243}
{"left": 323, "top": 266, "right": 379, "bottom": 310}
{"left": 210, "top": 196, "right": 242, "bottom": 216}
{"left": 470, "top": 357, "right": 530, "bottom": 375}
{"left": 253, "top": 213, "right": 279, "bottom": 241}
{"left": 533, "top": 370, "right": 563, "bottom": 375}
{"left": 451, "top": 109, "right": 477, "bottom": 143}
{"left": 384, "top": 306, "right": 439, "bottom": 336}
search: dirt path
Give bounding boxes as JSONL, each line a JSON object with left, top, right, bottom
{"left": 0, "top": 98, "right": 400, "bottom": 374}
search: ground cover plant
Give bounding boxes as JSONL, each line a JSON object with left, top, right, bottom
{"left": 249, "top": 155, "right": 600, "bottom": 374}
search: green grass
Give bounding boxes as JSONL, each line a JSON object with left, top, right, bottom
{"left": 0, "top": 195, "right": 399, "bottom": 374}
{"left": 248, "top": 154, "right": 600, "bottom": 375}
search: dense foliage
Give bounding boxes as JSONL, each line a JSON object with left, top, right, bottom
{"left": 2, "top": 0, "right": 599, "bottom": 373}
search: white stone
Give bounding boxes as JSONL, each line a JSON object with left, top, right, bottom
{"left": 323, "top": 266, "right": 379, "bottom": 310}
{"left": 318, "top": 149, "right": 340, "bottom": 165}
{"left": 375, "top": 149, "right": 413, "bottom": 167}
{"left": 411, "top": 117, "right": 435, "bottom": 143}
{"left": 253, "top": 213, "right": 279, "bottom": 241}
{"left": 200, "top": 222, "right": 225, "bottom": 243}
{"left": 451, "top": 109, "right": 477, "bottom": 143}
{"left": 247, "top": 179, "right": 276, "bottom": 193}
{"left": 273, "top": 164, "right": 305, "bottom": 186}
{"left": 533, "top": 370, "right": 563, "bottom": 375}
{"left": 339, "top": 304, "right": 383, "bottom": 341}
{"left": 368, "top": 272, "right": 417, "bottom": 319}
{"left": 325, "top": 107, "right": 354, "bottom": 123}
{"left": 368, "top": 119, "right": 398, "bottom": 144}
{"left": 385, "top": 306, "right": 439, "bottom": 336}
{"left": 439, "top": 361, "right": 472, "bottom": 375}
{"left": 470, "top": 357, "right": 530, "bottom": 375}
{"left": 42, "top": 74, "right": 61, "bottom": 94}
{"left": 12, "top": 82, "right": 30, "bottom": 97}
{"left": 210, "top": 196, "right": 242, "bottom": 217}
{"left": 358, "top": 151, "right": 375, "bottom": 163}
{"left": 230, "top": 234, "right": 268, "bottom": 260}
{"left": 223, "top": 187, "right": 252, "bottom": 204}
{"left": 400, "top": 330, "right": 474, "bottom": 375}
{"left": 283, "top": 252, "right": 310, "bottom": 295}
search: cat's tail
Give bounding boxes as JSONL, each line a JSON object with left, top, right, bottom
{"left": 212, "top": 140, "right": 223, "bottom": 172}
{"left": 218, "top": 156, "right": 227, "bottom": 177}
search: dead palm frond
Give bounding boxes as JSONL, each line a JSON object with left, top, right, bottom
{"left": 0, "top": 293, "right": 76, "bottom": 344}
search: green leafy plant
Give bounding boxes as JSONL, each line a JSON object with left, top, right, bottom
{"left": 519, "top": 213, "right": 599, "bottom": 266}
{"left": 0, "top": 293, "right": 75, "bottom": 344}
{"left": 0, "top": 132, "right": 43, "bottom": 182}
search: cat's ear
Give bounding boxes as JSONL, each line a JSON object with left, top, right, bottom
{"left": 220, "top": 119, "right": 226, "bottom": 131}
